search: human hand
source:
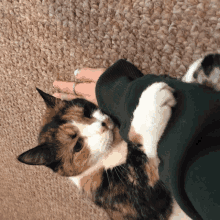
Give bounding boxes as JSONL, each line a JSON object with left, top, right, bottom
{"left": 53, "top": 68, "right": 105, "bottom": 105}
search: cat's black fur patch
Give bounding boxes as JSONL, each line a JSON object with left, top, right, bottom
{"left": 95, "top": 143, "right": 173, "bottom": 220}
{"left": 17, "top": 143, "right": 61, "bottom": 167}
{"left": 201, "top": 54, "right": 220, "bottom": 76}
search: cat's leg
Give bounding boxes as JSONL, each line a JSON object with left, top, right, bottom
{"left": 129, "top": 82, "right": 176, "bottom": 167}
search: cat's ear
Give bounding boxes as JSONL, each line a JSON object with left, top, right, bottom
{"left": 17, "top": 143, "right": 57, "bottom": 166}
{"left": 36, "top": 87, "right": 62, "bottom": 108}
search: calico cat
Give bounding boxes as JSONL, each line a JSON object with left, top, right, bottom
{"left": 18, "top": 82, "right": 179, "bottom": 220}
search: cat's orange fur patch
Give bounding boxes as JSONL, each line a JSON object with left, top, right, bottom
{"left": 80, "top": 168, "right": 104, "bottom": 199}
{"left": 98, "top": 179, "right": 138, "bottom": 219}
{"left": 57, "top": 144, "right": 91, "bottom": 176}
{"left": 145, "top": 158, "right": 160, "bottom": 187}
{"left": 106, "top": 203, "right": 137, "bottom": 220}
{"left": 128, "top": 126, "right": 159, "bottom": 187}
{"left": 56, "top": 123, "right": 92, "bottom": 176}
{"left": 128, "top": 125, "right": 143, "bottom": 145}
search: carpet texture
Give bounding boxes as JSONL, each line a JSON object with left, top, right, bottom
{"left": 1, "top": 0, "right": 220, "bottom": 219}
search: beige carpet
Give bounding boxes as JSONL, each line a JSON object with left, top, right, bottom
{"left": 1, "top": 0, "right": 220, "bottom": 219}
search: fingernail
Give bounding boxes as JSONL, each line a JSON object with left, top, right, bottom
{"left": 74, "top": 69, "right": 80, "bottom": 76}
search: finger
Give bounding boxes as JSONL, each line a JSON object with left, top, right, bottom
{"left": 53, "top": 92, "right": 97, "bottom": 105}
{"left": 75, "top": 82, "right": 96, "bottom": 98}
{"left": 74, "top": 68, "right": 105, "bottom": 82}
{"left": 75, "top": 83, "right": 98, "bottom": 105}
{"left": 53, "top": 81, "right": 76, "bottom": 94}
{"left": 53, "top": 93, "right": 78, "bottom": 101}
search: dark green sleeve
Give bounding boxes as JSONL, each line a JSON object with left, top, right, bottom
{"left": 95, "top": 59, "right": 143, "bottom": 126}
{"left": 95, "top": 59, "right": 220, "bottom": 220}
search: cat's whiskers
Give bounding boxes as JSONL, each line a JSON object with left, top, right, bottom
{"left": 120, "top": 164, "right": 129, "bottom": 173}
{"left": 118, "top": 166, "right": 129, "bottom": 185}
{"left": 105, "top": 169, "right": 112, "bottom": 192}
{"left": 114, "top": 167, "right": 125, "bottom": 186}
{"left": 118, "top": 166, "right": 126, "bottom": 177}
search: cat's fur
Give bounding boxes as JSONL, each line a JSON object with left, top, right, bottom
{"left": 18, "top": 53, "right": 219, "bottom": 220}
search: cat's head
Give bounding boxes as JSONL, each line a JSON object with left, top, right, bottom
{"left": 17, "top": 88, "right": 119, "bottom": 177}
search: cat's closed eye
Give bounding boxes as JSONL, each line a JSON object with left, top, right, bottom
{"left": 74, "top": 139, "right": 83, "bottom": 152}
{"left": 71, "top": 134, "right": 77, "bottom": 139}
{"left": 101, "top": 122, "right": 106, "bottom": 127}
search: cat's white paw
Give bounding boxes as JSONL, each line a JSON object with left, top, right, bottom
{"left": 182, "top": 58, "right": 203, "bottom": 83}
{"left": 147, "top": 82, "right": 176, "bottom": 110}
{"left": 130, "top": 82, "right": 176, "bottom": 159}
